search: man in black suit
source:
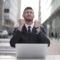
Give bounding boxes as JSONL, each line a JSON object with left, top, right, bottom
{"left": 10, "top": 7, "right": 50, "bottom": 48}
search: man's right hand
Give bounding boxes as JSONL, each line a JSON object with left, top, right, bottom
{"left": 18, "top": 19, "right": 25, "bottom": 31}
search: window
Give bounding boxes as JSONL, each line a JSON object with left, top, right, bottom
{"left": 4, "top": 9, "right": 9, "bottom": 13}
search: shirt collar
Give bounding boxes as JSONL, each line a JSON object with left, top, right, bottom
{"left": 25, "top": 23, "right": 34, "bottom": 28}
{"left": 25, "top": 22, "right": 34, "bottom": 31}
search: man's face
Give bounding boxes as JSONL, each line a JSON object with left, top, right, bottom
{"left": 23, "top": 9, "right": 34, "bottom": 22}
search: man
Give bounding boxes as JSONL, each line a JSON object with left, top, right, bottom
{"left": 10, "top": 7, "right": 50, "bottom": 48}
{"left": 40, "top": 25, "right": 47, "bottom": 35}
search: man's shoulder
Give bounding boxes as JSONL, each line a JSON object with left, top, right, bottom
{"left": 40, "top": 25, "right": 46, "bottom": 34}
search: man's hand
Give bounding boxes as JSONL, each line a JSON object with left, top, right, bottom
{"left": 34, "top": 21, "right": 40, "bottom": 33}
{"left": 18, "top": 19, "right": 25, "bottom": 31}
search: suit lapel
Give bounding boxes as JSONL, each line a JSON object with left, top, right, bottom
{"left": 32, "top": 27, "right": 36, "bottom": 33}
{"left": 22, "top": 25, "right": 36, "bottom": 33}
{"left": 22, "top": 25, "right": 27, "bottom": 33}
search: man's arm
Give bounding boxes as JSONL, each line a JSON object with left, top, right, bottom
{"left": 34, "top": 21, "right": 50, "bottom": 47}
{"left": 10, "top": 30, "right": 22, "bottom": 48}
{"left": 35, "top": 26, "right": 50, "bottom": 47}
{"left": 10, "top": 19, "right": 25, "bottom": 48}
{"left": 36, "top": 31, "right": 50, "bottom": 47}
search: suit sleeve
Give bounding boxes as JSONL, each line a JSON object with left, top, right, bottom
{"left": 37, "top": 31, "right": 50, "bottom": 47}
{"left": 10, "top": 30, "right": 22, "bottom": 48}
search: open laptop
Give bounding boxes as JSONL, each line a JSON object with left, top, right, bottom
{"left": 16, "top": 44, "right": 48, "bottom": 59}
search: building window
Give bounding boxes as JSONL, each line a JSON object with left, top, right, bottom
{"left": 4, "top": 9, "right": 9, "bottom": 13}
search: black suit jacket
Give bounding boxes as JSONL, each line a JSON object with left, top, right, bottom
{"left": 10, "top": 25, "right": 50, "bottom": 47}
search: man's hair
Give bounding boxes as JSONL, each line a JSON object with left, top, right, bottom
{"left": 23, "top": 7, "right": 33, "bottom": 12}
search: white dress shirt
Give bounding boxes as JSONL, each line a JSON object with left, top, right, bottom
{"left": 25, "top": 23, "right": 34, "bottom": 32}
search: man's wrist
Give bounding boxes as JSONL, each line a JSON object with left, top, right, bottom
{"left": 35, "top": 27, "right": 40, "bottom": 34}
{"left": 35, "top": 27, "right": 39, "bottom": 29}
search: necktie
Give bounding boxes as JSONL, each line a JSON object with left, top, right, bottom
{"left": 28, "top": 26, "right": 31, "bottom": 32}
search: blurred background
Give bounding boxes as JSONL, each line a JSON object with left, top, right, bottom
{"left": 0, "top": 0, "right": 60, "bottom": 59}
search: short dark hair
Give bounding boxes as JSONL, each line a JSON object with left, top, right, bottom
{"left": 24, "top": 7, "right": 33, "bottom": 12}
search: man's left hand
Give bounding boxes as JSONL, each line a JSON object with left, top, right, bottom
{"left": 34, "top": 21, "right": 40, "bottom": 33}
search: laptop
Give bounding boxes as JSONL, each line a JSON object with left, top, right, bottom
{"left": 16, "top": 44, "right": 48, "bottom": 58}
